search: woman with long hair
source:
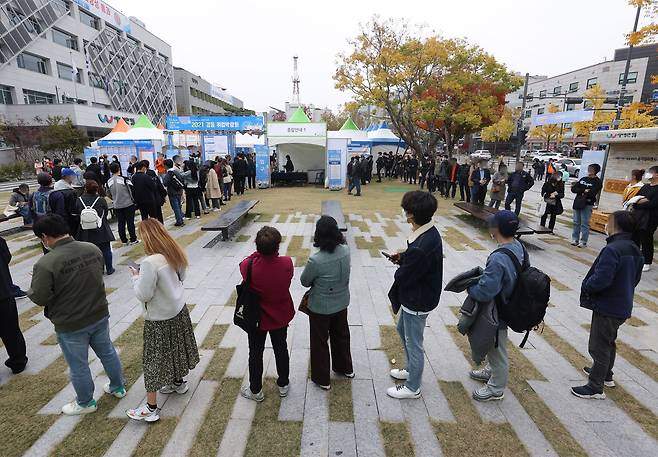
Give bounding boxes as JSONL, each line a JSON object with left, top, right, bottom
{"left": 540, "top": 171, "right": 565, "bottom": 231}
{"left": 300, "top": 216, "right": 353, "bottom": 390}
{"left": 125, "top": 219, "right": 199, "bottom": 422}
{"left": 622, "top": 169, "right": 645, "bottom": 207}
{"left": 182, "top": 160, "right": 202, "bottom": 219}
{"left": 75, "top": 179, "right": 115, "bottom": 274}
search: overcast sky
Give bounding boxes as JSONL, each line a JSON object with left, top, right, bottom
{"left": 110, "top": 0, "right": 649, "bottom": 114}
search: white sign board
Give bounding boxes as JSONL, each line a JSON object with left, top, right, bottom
{"left": 202, "top": 135, "right": 228, "bottom": 160}
{"left": 590, "top": 127, "right": 658, "bottom": 144}
{"left": 532, "top": 110, "right": 594, "bottom": 126}
{"left": 73, "top": 0, "right": 131, "bottom": 33}
{"left": 578, "top": 150, "right": 607, "bottom": 179}
{"left": 267, "top": 122, "right": 327, "bottom": 138}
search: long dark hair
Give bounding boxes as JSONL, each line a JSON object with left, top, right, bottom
{"left": 313, "top": 215, "right": 345, "bottom": 253}
{"left": 185, "top": 160, "right": 198, "bottom": 181}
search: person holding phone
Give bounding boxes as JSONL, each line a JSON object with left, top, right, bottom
{"left": 386, "top": 191, "right": 443, "bottom": 399}
{"left": 125, "top": 219, "right": 199, "bottom": 423}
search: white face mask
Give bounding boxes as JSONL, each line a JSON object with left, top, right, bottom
{"left": 644, "top": 172, "right": 654, "bottom": 180}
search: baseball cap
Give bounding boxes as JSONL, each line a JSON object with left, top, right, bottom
{"left": 487, "top": 210, "right": 519, "bottom": 237}
{"left": 61, "top": 167, "right": 77, "bottom": 177}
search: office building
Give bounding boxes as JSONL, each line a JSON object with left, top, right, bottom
{"left": 0, "top": 0, "right": 175, "bottom": 142}
{"left": 174, "top": 66, "right": 248, "bottom": 116}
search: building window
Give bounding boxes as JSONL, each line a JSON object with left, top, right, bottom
{"left": 527, "top": 92, "right": 534, "bottom": 100}
{"left": 620, "top": 95, "right": 634, "bottom": 106}
{"left": 563, "top": 123, "right": 572, "bottom": 129}
{"left": 584, "top": 101, "right": 593, "bottom": 109}
{"left": 586, "top": 77, "right": 598, "bottom": 89}
{"left": 537, "top": 108, "right": 545, "bottom": 115}
{"left": 539, "top": 90, "right": 547, "bottom": 99}
{"left": 619, "top": 72, "right": 638, "bottom": 84}
{"left": 0, "top": 86, "right": 12, "bottom": 104}
{"left": 89, "top": 72, "right": 105, "bottom": 89}
{"left": 52, "top": 0, "right": 71, "bottom": 14}
{"left": 566, "top": 104, "right": 576, "bottom": 111}
{"left": 524, "top": 110, "right": 531, "bottom": 119}
{"left": 17, "top": 52, "right": 47, "bottom": 74}
{"left": 79, "top": 9, "right": 99, "bottom": 29}
{"left": 23, "top": 89, "right": 55, "bottom": 105}
{"left": 553, "top": 86, "right": 561, "bottom": 95}
{"left": 569, "top": 82, "right": 579, "bottom": 92}
{"left": 52, "top": 29, "right": 78, "bottom": 50}
{"left": 57, "top": 62, "right": 81, "bottom": 83}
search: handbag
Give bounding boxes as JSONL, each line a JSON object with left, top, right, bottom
{"left": 573, "top": 194, "right": 587, "bottom": 210}
{"left": 233, "top": 259, "right": 261, "bottom": 332}
{"left": 544, "top": 197, "right": 557, "bottom": 206}
{"left": 298, "top": 290, "right": 311, "bottom": 315}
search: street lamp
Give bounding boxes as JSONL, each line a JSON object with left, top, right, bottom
{"left": 613, "top": 5, "right": 642, "bottom": 129}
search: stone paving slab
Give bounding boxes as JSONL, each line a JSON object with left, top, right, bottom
{"left": 352, "top": 378, "right": 386, "bottom": 457}
{"left": 328, "top": 421, "right": 357, "bottom": 457}
{"left": 300, "top": 379, "right": 329, "bottom": 456}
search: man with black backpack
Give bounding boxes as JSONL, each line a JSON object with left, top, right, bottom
{"left": 162, "top": 159, "right": 185, "bottom": 227}
{"left": 466, "top": 210, "right": 550, "bottom": 401}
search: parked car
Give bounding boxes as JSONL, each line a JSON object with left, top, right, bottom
{"left": 557, "top": 158, "right": 581, "bottom": 177}
{"left": 533, "top": 151, "right": 565, "bottom": 162}
{"left": 471, "top": 149, "right": 492, "bottom": 160}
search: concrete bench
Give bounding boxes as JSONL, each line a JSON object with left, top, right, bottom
{"left": 201, "top": 199, "right": 259, "bottom": 247}
{"left": 454, "top": 202, "right": 552, "bottom": 239}
{"left": 321, "top": 200, "right": 347, "bottom": 232}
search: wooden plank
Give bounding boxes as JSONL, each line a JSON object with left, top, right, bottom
{"left": 321, "top": 200, "right": 347, "bottom": 231}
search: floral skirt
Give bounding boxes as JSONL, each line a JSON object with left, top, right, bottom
{"left": 143, "top": 305, "right": 200, "bottom": 392}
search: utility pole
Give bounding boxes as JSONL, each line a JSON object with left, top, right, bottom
{"left": 292, "top": 55, "right": 300, "bottom": 106}
{"left": 614, "top": 5, "right": 642, "bottom": 128}
{"left": 516, "top": 72, "right": 530, "bottom": 162}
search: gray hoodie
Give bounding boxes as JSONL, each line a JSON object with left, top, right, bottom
{"left": 106, "top": 175, "right": 134, "bottom": 209}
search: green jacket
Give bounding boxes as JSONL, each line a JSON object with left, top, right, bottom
{"left": 300, "top": 244, "right": 350, "bottom": 315}
{"left": 28, "top": 237, "right": 108, "bottom": 333}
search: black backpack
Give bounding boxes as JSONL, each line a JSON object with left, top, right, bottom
{"left": 234, "top": 259, "right": 261, "bottom": 332}
{"left": 494, "top": 246, "right": 550, "bottom": 347}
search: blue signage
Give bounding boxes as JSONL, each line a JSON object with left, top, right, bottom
{"left": 327, "top": 149, "right": 342, "bottom": 189}
{"left": 166, "top": 115, "right": 264, "bottom": 132}
{"left": 255, "top": 145, "right": 270, "bottom": 188}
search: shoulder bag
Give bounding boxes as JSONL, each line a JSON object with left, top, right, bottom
{"left": 233, "top": 259, "right": 261, "bottom": 332}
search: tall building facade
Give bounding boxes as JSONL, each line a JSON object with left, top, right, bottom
{"left": 174, "top": 67, "right": 247, "bottom": 116}
{"left": 0, "top": 0, "right": 175, "bottom": 141}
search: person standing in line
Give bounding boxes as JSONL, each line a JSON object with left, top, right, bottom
{"left": 126, "top": 219, "right": 199, "bottom": 422}
{"left": 457, "top": 160, "right": 471, "bottom": 202}
{"left": 348, "top": 156, "right": 362, "bottom": 197}
{"left": 221, "top": 158, "right": 234, "bottom": 201}
{"left": 470, "top": 160, "right": 491, "bottom": 205}
{"left": 126, "top": 155, "right": 139, "bottom": 177}
{"left": 75, "top": 180, "right": 116, "bottom": 275}
{"left": 631, "top": 166, "right": 658, "bottom": 272}
{"left": 197, "top": 161, "right": 210, "bottom": 215}
{"left": 445, "top": 158, "right": 459, "bottom": 199}
{"left": 386, "top": 191, "right": 443, "bottom": 399}
{"left": 301, "top": 216, "right": 353, "bottom": 390}
{"left": 572, "top": 211, "right": 643, "bottom": 399}
{"left": 247, "top": 153, "right": 256, "bottom": 190}
{"left": 540, "top": 172, "right": 565, "bottom": 232}
{"left": 131, "top": 161, "right": 159, "bottom": 222}
{"left": 239, "top": 226, "right": 294, "bottom": 401}
{"left": 34, "top": 159, "right": 43, "bottom": 177}
{"left": 155, "top": 153, "right": 167, "bottom": 179}
{"left": 162, "top": 159, "right": 186, "bottom": 227}
{"left": 143, "top": 161, "right": 166, "bottom": 223}
{"left": 182, "top": 160, "right": 202, "bottom": 220}
{"left": 28, "top": 214, "right": 126, "bottom": 415}
{"left": 106, "top": 162, "right": 138, "bottom": 246}
{"left": 49, "top": 168, "right": 79, "bottom": 236}
{"left": 622, "top": 169, "right": 645, "bottom": 207}
{"left": 52, "top": 158, "right": 63, "bottom": 182}
{"left": 504, "top": 162, "right": 534, "bottom": 215}
{"left": 376, "top": 152, "right": 385, "bottom": 183}
{"left": 545, "top": 159, "right": 556, "bottom": 182}
{"left": 0, "top": 235, "right": 28, "bottom": 374}
{"left": 489, "top": 163, "right": 508, "bottom": 209}
{"left": 206, "top": 161, "right": 223, "bottom": 211}
{"left": 467, "top": 210, "right": 524, "bottom": 401}
{"left": 70, "top": 158, "right": 85, "bottom": 196}
{"left": 571, "top": 163, "right": 603, "bottom": 248}
{"left": 232, "top": 153, "right": 249, "bottom": 196}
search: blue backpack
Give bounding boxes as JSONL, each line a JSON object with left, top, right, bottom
{"left": 32, "top": 189, "right": 52, "bottom": 217}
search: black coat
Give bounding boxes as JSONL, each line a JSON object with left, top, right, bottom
{"left": 0, "top": 237, "right": 14, "bottom": 300}
{"left": 470, "top": 168, "right": 491, "bottom": 186}
{"left": 130, "top": 172, "right": 157, "bottom": 206}
{"left": 86, "top": 163, "right": 102, "bottom": 184}
{"left": 233, "top": 158, "right": 249, "bottom": 178}
{"left": 541, "top": 179, "right": 565, "bottom": 215}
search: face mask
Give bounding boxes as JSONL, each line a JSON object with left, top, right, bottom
{"left": 644, "top": 172, "right": 654, "bottom": 180}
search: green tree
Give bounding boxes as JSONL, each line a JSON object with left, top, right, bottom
{"left": 0, "top": 118, "right": 44, "bottom": 163}
{"left": 334, "top": 17, "right": 521, "bottom": 156}
{"left": 39, "top": 116, "right": 89, "bottom": 164}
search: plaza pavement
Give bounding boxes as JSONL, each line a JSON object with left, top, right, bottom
{"left": 1, "top": 180, "right": 657, "bottom": 457}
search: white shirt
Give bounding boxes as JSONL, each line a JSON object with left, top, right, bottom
{"left": 132, "top": 254, "right": 187, "bottom": 321}
{"left": 401, "top": 221, "right": 436, "bottom": 315}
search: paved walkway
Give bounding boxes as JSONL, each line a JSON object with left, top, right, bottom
{"left": 1, "top": 182, "right": 657, "bottom": 457}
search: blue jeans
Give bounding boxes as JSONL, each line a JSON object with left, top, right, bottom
{"left": 18, "top": 206, "right": 32, "bottom": 225}
{"left": 96, "top": 242, "right": 113, "bottom": 273}
{"left": 57, "top": 316, "right": 124, "bottom": 405}
{"left": 572, "top": 205, "right": 594, "bottom": 244}
{"left": 504, "top": 191, "right": 524, "bottom": 215}
{"left": 397, "top": 310, "right": 428, "bottom": 392}
{"left": 169, "top": 192, "right": 184, "bottom": 224}
{"left": 348, "top": 177, "right": 361, "bottom": 195}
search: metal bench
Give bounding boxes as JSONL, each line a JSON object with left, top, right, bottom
{"left": 321, "top": 200, "right": 347, "bottom": 232}
{"left": 201, "top": 199, "right": 259, "bottom": 247}
{"left": 454, "top": 202, "right": 552, "bottom": 238}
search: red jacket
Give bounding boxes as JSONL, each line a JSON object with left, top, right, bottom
{"left": 239, "top": 252, "right": 294, "bottom": 331}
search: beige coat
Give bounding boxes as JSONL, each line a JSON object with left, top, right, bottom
{"left": 206, "top": 168, "right": 222, "bottom": 199}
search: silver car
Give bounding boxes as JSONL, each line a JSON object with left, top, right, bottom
{"left": 557, "top": 158, "right": 581, "bottom": 177}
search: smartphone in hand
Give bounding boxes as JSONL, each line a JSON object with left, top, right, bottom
{"left": 381, "top": 251, "right": 393, "bottom": 259}
{"left": 126, "top": 259, "right": 140, "bottom": 271}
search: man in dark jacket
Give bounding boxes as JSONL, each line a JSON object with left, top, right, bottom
{"left": 247, "top": 153, "right": 256, "bottom": 189}
{"left": 504, "top": 162, "right": 535, "bottom": 215}
{"left": 376, "top": 152, "right": 385, "bottom": 182}
{"left": 470, "top": 160, "right": 491, "bottom": 205}
{"left": 386, "top": 191, "right": 442, "bottom": 399}
{"left": 131, "top": 161, "right": 159, "bottom": 222}
{"left": 572, "top": 211, "right": 644, "bottom": 399}
{"left": 347, "top": 157, "right": 362, "bottom": 196}
{"left": 457, "top": 162, "right": 471, "bottom": 202}
{"left": 86, "top": 157, "right": 102, "bottom": 185}
{"left": 232, "top": 153, "right": 249, "bottom": 195}
{"left": 0, "top": 236, "right": 27, "bottom": 374}
{"left": 162, "top": 159, "right": 185, "bottom": 226}
{"left": 52, "top": 158, "right": 63, "bottom": 182}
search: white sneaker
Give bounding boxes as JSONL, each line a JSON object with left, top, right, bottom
{"left": 126, "top": 404, "right": 160, "bottom": 422}
{"left": 240, "top": 386, "right": 264, "bottom": 402}
{"left": 103, "top": 382, "right": 127, "bottom": 398}
{"left": 62, "top": 399, "right": 97, "bottom": 415}
{"left": 570, "top": 240, "right": 579, "bottom": 246}
{"left": 159, "top": 381, "right": 188, "bottom": 395}
{"left": 642, "top": 264, "right": 651, "bottom": 272}
{"left": 278, "top": 384, "right": 290, "bottom": 397}
{"left": 390, "top": 369, "right": 409, "bottom": 380}
{"left": 386, "top": 384, "right": 421, "bottom": 399}
{"left": 578, "top": 242, "right": 587, "bottom": 248}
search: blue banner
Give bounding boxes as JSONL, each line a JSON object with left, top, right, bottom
{"left": 327, "top": 149, "right": 342, "bottom": 188}
{"left": 166, "top": 115, "right": 264, "bottom": 132}
{"left": 255, "top": 144, "right": 270, "bottom": 188}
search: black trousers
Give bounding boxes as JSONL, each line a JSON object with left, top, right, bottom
{"left": 0, "top": 297, "right": 27, "bottom": 373}
{"left": 588, "top": 312, "right": 625, "bottom": 392}
{"left": 184, "top": 188, "right": 202, "bottom": 217}
{"left": 248, "top": 326, "right": 289, "bottom": 394}
{"left": 459, "top": 182, "right": 470, "bottom": 201}
{"left": 309, "top": 308, "right": 353, "bottom": 386}
{"left": 137, "top": 201, "right": 157, "bottom": 221}
{"left": 633, "top": 219, "right": 657, "bottom": 265}
{"left": 541, "top": 205, "right": 559, "bottom": 230}
{"left": 115, "top": 205, "right": 137, "bottom": 243}
{"left": 445, "top": 181, "right": 457, "bottom": 198}
{"left": 233, "top": 177, "right": 246, "bottom": 195}
{"left": 248, "top": 175, "right": 256, "bottom": 189}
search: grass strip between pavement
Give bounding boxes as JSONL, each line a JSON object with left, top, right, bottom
{"left": 380, "top": 421, "right": 415, "bottom": 457}
{"left": 329, "top": 378, "right": 354, "bottom": 422}
{"left": 441, "top": 226, "right": 485, "bottom": 251}
{"left": 285, "top": 235, "right": 310, "bottom": 267}
{"left": 354, "top": 235, "right": 387, "bottom": 257}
